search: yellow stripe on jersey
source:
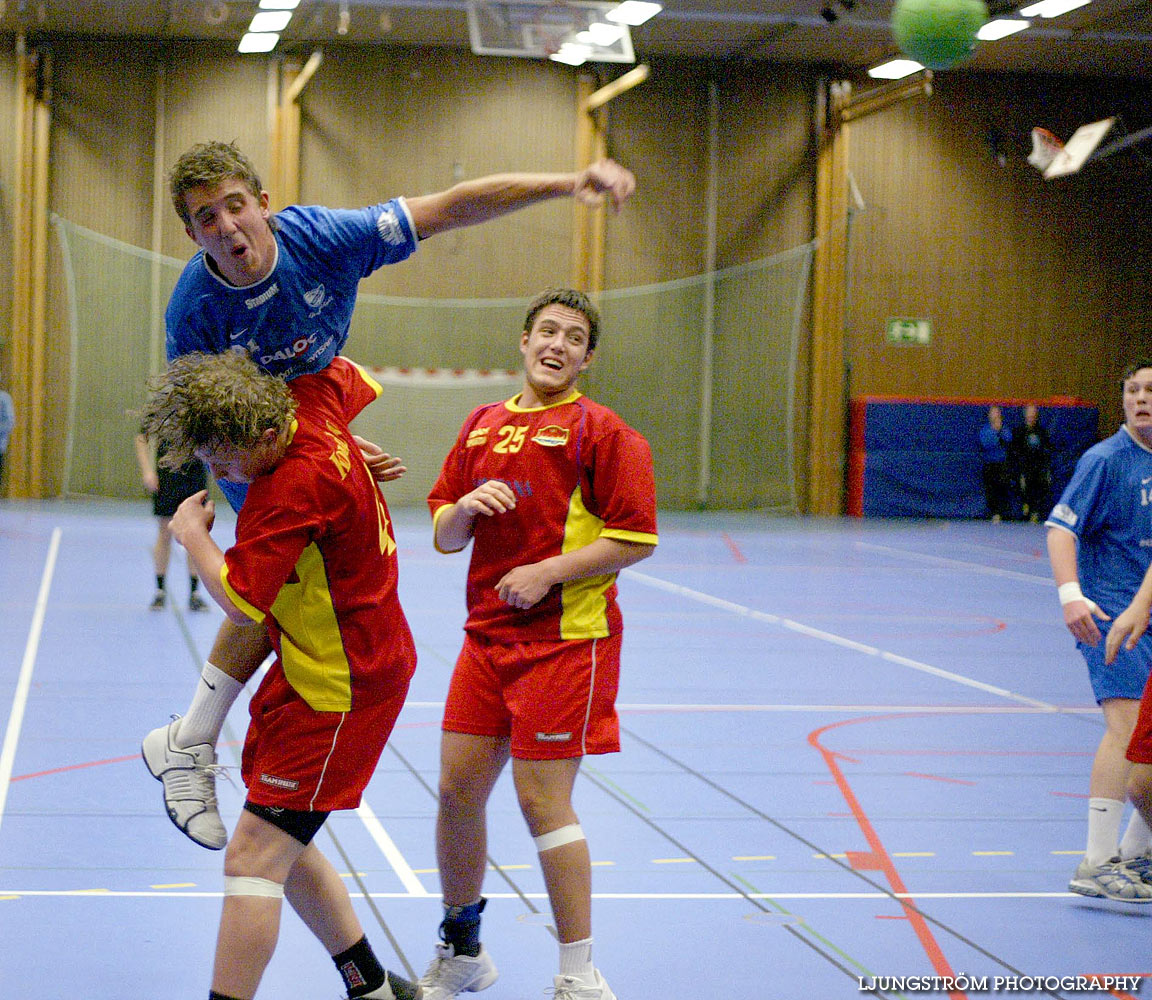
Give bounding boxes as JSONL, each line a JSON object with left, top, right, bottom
{"left": 221, "top": 565, "right": 266, "bottom": 624}
{"left": 270, "top": 542, "right": 353, "bottom": 712}
{"left": 559, "top": 485, "right": 614, "bottom": 640}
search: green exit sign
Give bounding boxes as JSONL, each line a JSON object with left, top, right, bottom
{"left": 886, "top": 317, "right": 931, "bottom": 345}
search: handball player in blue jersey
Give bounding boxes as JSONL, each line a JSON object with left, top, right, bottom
{"left": 1046, "top": 360, "right": 1152, "bottom": 902}
{"left": 143, "top": 141, "right": 637, "bottom": 859}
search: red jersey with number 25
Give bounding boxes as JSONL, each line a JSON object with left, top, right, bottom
{"left": 428, "top": 390, "right": 658, "bottom": 642}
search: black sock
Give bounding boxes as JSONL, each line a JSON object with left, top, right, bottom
{"left": 156, "top": 574, "right": 165, "bottom": 590}
{"left": 440, "top": 897, "right": 486, "bottom": 957}
{"left": 190, "top": 576, "right": 200, "bottom": 593}
{"left": 333, "top": 936, "right": 386, "bottom": 997}
{"left": 208, "top": 992, "right": 246, "bottom": 1000}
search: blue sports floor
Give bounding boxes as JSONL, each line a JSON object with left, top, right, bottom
{"left": 0, "top": 501, "right": 1148, "bottom": 999}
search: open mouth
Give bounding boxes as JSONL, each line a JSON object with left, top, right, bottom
{"left": 540, "top": 357, "right": 564, "bottom": 371}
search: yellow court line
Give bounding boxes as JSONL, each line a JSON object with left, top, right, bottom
{"left": 892, "top": 852, "right": 935, "bottom": 858}
{"left": 151, "top": 883, "right": 196, "bottom": 889}
{"left": 1051, "top": 850, "right": 1085, "bottom": 856}
{"left": 339, "top": 872, "right": 367, "bottom": 878}
{"left": 813, "top": 853, "right": 848, "bottom": 859}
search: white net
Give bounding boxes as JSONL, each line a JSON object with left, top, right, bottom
{"left": 52, "top": 215, "right": 813, "bottom": 510}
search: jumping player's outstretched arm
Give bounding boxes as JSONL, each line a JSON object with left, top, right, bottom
{"left": 406, "top": 159, "right": 635, "bottom": 239}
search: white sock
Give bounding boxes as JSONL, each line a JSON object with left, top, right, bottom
{"left": 175, "top": 662, "right": 243, "bottom": 748}
{"left": 1119, "top": 806, "right": 1152, "bottom": 860}
{"left": 1085, "top": 797, "right": 1125, "bottom": 866}
{"left": 558, "top": 937, "right": 594, "bottom": 980}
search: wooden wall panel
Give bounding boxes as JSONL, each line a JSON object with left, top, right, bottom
{"left": 844, "top": 72, "right": 1152, "bottom": 436}
{"left": 0, "top": 42, "right": 14, "bottom": 462}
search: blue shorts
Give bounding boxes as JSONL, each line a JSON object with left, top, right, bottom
{"left": 1079, "top": 621, "right": 1152, "bottom": 702}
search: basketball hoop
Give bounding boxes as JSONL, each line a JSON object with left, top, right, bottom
{"left": 1027, "top": 127, "right": 1063, "bottom": 173}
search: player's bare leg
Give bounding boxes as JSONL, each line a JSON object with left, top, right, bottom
{"left": 418, "top": 733, "right": 507, "bottom": 1000}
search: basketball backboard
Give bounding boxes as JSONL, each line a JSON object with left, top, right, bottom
{"left": 467, "top": 0, "right": 636, "bottom": 64}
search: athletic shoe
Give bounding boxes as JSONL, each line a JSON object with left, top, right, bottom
{"left": 188, "top": 592, "right": 209, "bottom": 612}
{"left": 1120, "top": 853, "right": 1152, "bottom": 883}
{"left": 417, "top": 943, "right": 498, "bottom": 1000}
{"left": 149, "top": 589, "right": 166, "bottom": 610}
{"left": 351, "top": 970, "right": 424, "bottom": 1000}
{"left": 550, "top": 970, "right": 617, "bottom": 1000}
{"left": 141, "top": 717, "right": 227, "bottom": 850}
{"left": 1068, "top": 856, "right": 1152, "bottom": 902}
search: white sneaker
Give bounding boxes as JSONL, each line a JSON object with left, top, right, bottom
{"left": 417, "top": 943, "right": 498, "bottom": 1000}
{"left": 141, "top": 717, "right": 227, "bottom": 850}
{"left": 1069, "top": 856, "right": 1152, "bottom": 903}
{"left": 350, "top": 970, "right": 424, "bottom": 1000}
{"left": 551, "top": 970, "right": 617, "bottom": 1000}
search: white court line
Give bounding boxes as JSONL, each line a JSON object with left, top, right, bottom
{"left": 622, "top": 568, "right": 1060, "bottom": 711}
{"left": 0, "top": 889, "right": 1077, "bottom": 900}
{"left": 852, "top": 541, "right": 1053, "bottom": 586}
{"left": 355, "top": 799, "right": 432, "bottom": 897}
{"left": 0, "top": 527, "right": 61, "bottom": 838}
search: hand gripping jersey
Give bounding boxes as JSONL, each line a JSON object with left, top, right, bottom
{"left": 1046, "top": 425, "right": 1152, "bottom": 617}
{"left": 165, "top": 200, "right": 418, "bottom": 380}
{"left": 221, "top": 357, "right": 416, "bottom": 712}
{"left": 428, "top": 391, "right": 659, "bottom": 642}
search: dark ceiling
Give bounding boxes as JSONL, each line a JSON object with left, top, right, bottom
{"left": 1, "top": 0, "right": 1150, "bottom": 79}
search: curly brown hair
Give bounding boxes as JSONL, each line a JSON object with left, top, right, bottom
{"left": 140, "top": 351, "right": 296, "bottom": 470}
{"left": 168, "top": 140, "right": 265, "bottom": 225}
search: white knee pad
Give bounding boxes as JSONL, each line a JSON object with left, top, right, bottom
{"left": 534, "top": 823, "right": 585, "bottom": 853}
{"left": 223, "top": 875, "right": 285, "bottom": 898}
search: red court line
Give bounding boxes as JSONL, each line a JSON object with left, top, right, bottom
{"left": 720, "top": 532, "right": 748, "bottom": 564}
{"left": 9, "top": 721, "right": 438, "bottom": 782}
{"left": 809, "top": 713, "right": 969, "bottom": 1000}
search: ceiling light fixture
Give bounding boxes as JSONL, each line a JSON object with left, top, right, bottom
{"left": 550, "top": 41, "right": 591, "bottom": 65}
{"left": 257, "top": 0, "right": 300, "bottom": 8}
{"left": 1019, "top": 0, "right": 1090, "bottom": 16}
{"left": 868, "top": 57, "right": 925, "bottom": 79}
{"left": 605, "top": 1, "right": 661, "bottom": 26}
{"left": 249, "top": 9, "right": 291, "bottom": 32}
{"left": 238, "top": 31, "right": 279, "bottom": 52}
{"left": 977, "top": 17, "right": 1029, "bottom": 38}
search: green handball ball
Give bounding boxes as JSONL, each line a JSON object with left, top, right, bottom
{"left": 891, "top": 0, "right": 988, "bottom": 70}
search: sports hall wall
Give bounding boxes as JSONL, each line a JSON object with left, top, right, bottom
{"left": 0, "top": 35, "right": 1148, "bottom": 510}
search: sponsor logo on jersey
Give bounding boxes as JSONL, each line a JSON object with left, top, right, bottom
{"left": 532, "top": 424, "right": 569, "bottom": 447}
{"left": 303, "top": 283, "right": 334, "bottom": 318}
{"left": 466, "top": 427, "right": 491, "bottom": 448}
{"left": 260, "top": 332, "right": 318, "bottom": 365}
{"left": 535, "top": 731, "right": 572, "bottom": 742}
{"left": 1050, "top": 503, "right": 1077, "bottom": 527}
{"left": 259, "top": 773, "right": 300, "bottom": 791}
{"left": 376, "top": 205, "right": 407, "bottom": 246}
{"left": 245, "top": 283, "right": 280, "bottom": 309}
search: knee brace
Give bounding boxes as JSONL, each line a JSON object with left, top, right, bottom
{"left": 533, "top": 823, "right": 585, "bottom": 853}
{"left": 223, "top": 875, "right": 285, "bottom": 898}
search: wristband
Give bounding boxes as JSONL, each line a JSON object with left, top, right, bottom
{"left": 1058, "top": 582, "right": 1087, "bottom": 606}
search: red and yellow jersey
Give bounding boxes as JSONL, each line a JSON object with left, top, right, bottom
{"left": 222, "top": 357, "right": 416, "bottom": 712}
{"left": 428, "top": 390, "right": 658, "bottom": 642}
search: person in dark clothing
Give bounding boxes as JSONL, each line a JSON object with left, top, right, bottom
{"left": 1013, "top": 403, "right": 1052, "bottom": 522}
{"left": 978, "top": 405, "right": 1013, "bottom": 522}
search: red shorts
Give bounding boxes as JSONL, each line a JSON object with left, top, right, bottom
{"left": 443, "top": 632, "right": 621, "bottom": 760}
{"left": 1128, "top": 670, "right": 1152, "bottom": 764}
{"left": 242, "top": 664, "right": 408, "bottom": 812}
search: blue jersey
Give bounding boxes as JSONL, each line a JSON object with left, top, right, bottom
{"left": 165, "top": 200, "right": 418, "bottom": 509}
{"left": 1046, "top": 426, "right": 1152, "bottom": 616}
{"left": 165, "top": 200, "right": 418, "bottom": 379}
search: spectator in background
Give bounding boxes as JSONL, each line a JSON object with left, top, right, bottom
{"left": 135, "top": 433, "right": 210, "bottom": 612}
{"left": 1013, "top": 403, "right": 1052, "bottom": 522}
{"left": 978, "top": 404, "right": 1013, "bottom": 522}
{"left": 0, "top": 369, "right": 13, "bottom": 490}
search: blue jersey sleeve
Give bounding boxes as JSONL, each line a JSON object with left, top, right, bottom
{"left": 1047, "top": 449, "right": 1107, "bottom": 540}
